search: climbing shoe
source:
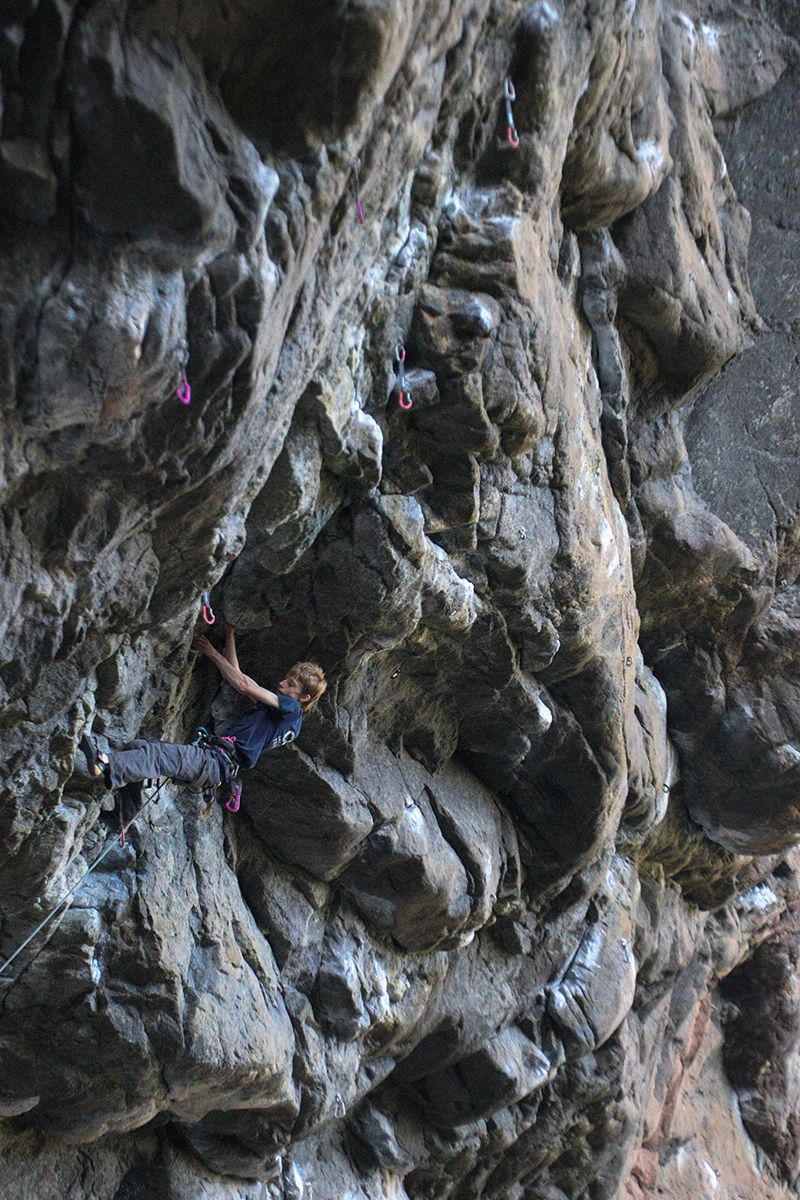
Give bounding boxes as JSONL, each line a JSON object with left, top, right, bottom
{"left": 79, "top": 734, "right": 112, "bottom": 789}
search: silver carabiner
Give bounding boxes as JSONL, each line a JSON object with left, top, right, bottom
{"left": 394, "top": 343, "right": 412, "bottom": 410}
{"left": 503, "top": 77, "right": 520, "bottom": 148}
{"left": 352, "top": 157, "right": 364, "bottom": 223}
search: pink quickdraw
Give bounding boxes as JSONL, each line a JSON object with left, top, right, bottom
{"left": 504, "top": 78, "right": 520, "bottom": 149}
{"left": 177, "top": 338, "right": 192, "bottom": 404}
{"left": 352, "top": 158, "right": 365, "bottom": 223}
{"left": 395, "top": 342, "right": 413, "bottom": 410}
{"left": 226, "top": 778, "right": 242, "bottom": 813}
{"left": 201, "top": 591, "right": 216, "bottom": 625}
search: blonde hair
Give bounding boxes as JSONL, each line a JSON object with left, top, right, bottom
{"left": 291, "top": 662, "right": 327, "bottom": 711}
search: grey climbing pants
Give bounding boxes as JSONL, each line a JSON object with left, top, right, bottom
{"left": 107, "top": 740, "right": 227, "bottom": 791}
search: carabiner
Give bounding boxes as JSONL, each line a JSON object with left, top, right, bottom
{"left": 504, "top": 77, "right": 520, "bottom": 149}
{"left": 352, "top": 158, "right": 364, "bottom": 223}
{"left": 226, "top": 778, "right": 242, "bottom": 813}
{"left": 176, "top": 337, "right": 192, "bottom": 404}
{"left": 395, "top": 342, "right": 413, "bottom": 410}
{"left": 201, "top": 591, "right": 216, "bottom": 625}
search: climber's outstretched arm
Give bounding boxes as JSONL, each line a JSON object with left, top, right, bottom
{"left": 221, "top": 622, "right": 240, "bottom": 671}
{"left": 194, "top": 636, "right": 280, "bottom": 707}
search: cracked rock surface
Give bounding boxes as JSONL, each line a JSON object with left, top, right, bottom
{"left": 0, "top": 1, "right": 799, "bottom": 1197}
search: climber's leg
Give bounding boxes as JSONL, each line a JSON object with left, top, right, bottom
{"left": 106, "top": 741, "right": 225, "bottom": 790}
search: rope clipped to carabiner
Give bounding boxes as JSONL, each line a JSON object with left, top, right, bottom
{"left": 352, "top": 157, "right": 364, "bottom": 224}
{"left": 201, "top": 591, "right": 216, "bottom": 625}
{"left": 176, "top": 338, "right": 192, "bottom": 405}
{"left": 504, "top": 78, "right": 520, "bottom": 149}
{"left": 394, "top": 343, "right": 412, "bottom": 410}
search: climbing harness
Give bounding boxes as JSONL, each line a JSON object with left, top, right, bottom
{"left": 394, "top": 343, "right": 413, "bottom": 410}
{"left": 194, "top": 727, "right": 242, "bottom": 814}
{"left": 201, "top": 591, "right": 216, "bottom": 625}
{"left": 0, "top": 779, "right": 167, "bottom": 981}
{"left": 351, "top": 157, "right": 364, "bottom": 223}
{"left": 503, "top": 77, "right": 520, "bottom": 149}
{"left": 176, "top": 338, "right": 191, "bottom": 404}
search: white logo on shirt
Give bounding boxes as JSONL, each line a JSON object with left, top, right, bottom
{"left": 269, "top": 728, "right": 296, "bottom": 750}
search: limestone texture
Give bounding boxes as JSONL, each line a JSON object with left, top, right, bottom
{"left": 0, "top": 1, "right": 799, "bottom": 1198}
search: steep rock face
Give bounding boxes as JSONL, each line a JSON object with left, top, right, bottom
{"left": 0, "top": 2, "right": 798, "bottom": 1199}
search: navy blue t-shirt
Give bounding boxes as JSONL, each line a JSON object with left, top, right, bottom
{"left": 222, "top": 694, "right": 303, "bottom": 769}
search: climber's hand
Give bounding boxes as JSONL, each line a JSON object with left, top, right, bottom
{"left": 194, "top": 635, "right": 217, "bottom": 659}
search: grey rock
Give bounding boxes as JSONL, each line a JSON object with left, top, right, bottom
{"left": 0, "top": 0, "right": 799, "bottom": 1198}
{"left": 413, "top": 1023, "right": 556, "bottom": 1128}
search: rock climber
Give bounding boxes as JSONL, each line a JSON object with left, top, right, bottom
{"left": 77, "top": 623, "right": 326, "bottom": 811}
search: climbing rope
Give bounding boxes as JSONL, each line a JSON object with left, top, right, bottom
{"left": 0, "top": 779, "right": 167, "bottom": 980}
